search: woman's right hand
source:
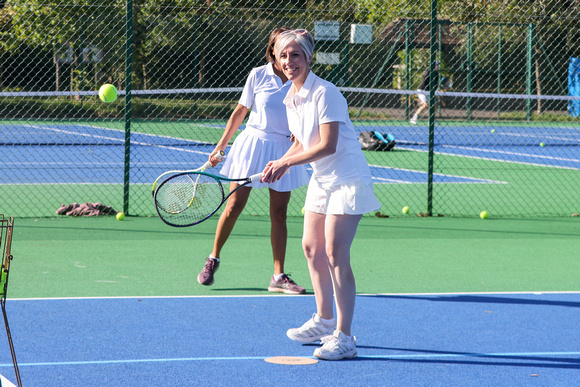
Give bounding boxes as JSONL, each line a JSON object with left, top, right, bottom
{"left": 261, "top": 160, "right": 289, "bottom": 183}
{"left": 209, "top": 148, "right": 225, "bottom": 167}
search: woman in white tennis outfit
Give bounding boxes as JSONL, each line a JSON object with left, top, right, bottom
{"left": 262, "top": 30, "right": 380, "bottom": 361}
{"left": 197, "top": 28, "right": 309, "bottom": 294}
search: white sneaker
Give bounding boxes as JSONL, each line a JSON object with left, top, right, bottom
{"left": 410, "top": 117, "right": 418, "bottom": 124}
{"left": 313, "top": 330, "right": 357, "bottom": 360}
{"left": 286, "top": 313, "right": 336, "bottom": 343}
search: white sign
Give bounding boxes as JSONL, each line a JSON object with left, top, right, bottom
{"left": 350, "top": 24, "right": 373, "bottom": 44}
{"left": 315, "top": 21, "right": 340, "bottom": 41}
{"left": 316, "top": 52, "right": 340, "bottom": 65}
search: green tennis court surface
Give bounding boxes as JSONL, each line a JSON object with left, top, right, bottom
{"left": 3, "top": 215, "right": 578, "bottom": 386}
{"left": 8, "top": 216, "right": 580, "bottom": 298}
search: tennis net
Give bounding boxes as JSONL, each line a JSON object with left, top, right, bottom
{"left": 1, "top": 88, "right": 578, "bottom": 147}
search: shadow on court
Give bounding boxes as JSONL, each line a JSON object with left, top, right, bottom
{"left": 0, "top": 293, "right": 578, "bottom": 386}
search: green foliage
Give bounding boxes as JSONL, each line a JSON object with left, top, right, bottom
{"left": 353, "top": 0, "right": 429, "bottom": 26}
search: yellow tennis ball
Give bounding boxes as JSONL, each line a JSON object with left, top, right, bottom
{"left": 99, "top": 84, "right": 118, "bottom": 103}
{"left": 116, "top": 212, "right": 125, "bottom": 221}
{"left": 540, "top": 142, "right": 545, "bottom": 147}
{"left": 301, "top": 207, "right": 306, "bottom": 215}
{"left": 480, "top": 211, "right": 488, "bottom": 219}
{"left": 490, "top": 129, "right": 495, "bottom": 133}
{"left": 402, "top": 206, "right": 410, "bottom": 214}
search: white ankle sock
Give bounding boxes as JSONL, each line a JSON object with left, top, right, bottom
{"left": 315, "top": 314, "right": 335, "bottom": 326}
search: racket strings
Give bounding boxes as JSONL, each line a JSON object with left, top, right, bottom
{"left": 155, "top": 173, "right": 224, "bottom": 225}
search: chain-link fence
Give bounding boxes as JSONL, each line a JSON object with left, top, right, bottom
{"left": 1, "top": 1, "right": 579, "bottom": 218}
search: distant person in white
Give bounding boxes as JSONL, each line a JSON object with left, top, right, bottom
{"left": 410, "top": 60, "right": 439, "bottom": 124}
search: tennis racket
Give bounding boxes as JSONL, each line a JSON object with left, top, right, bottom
{"left": 154, "top": 172, "right": 262, "bottom": 227}
{"left": 151, "top": 151, "right": 225, "bottom": 195}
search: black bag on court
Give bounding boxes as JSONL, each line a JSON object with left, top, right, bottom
{"left": 358, "top": 131, "right": 396, "bottom": 151}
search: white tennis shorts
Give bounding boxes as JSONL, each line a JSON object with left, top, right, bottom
{"left": 304, "top": 178, "right": 381, "bottom": 215}
{"left": 417, "top": 90, "right": 428, "bottom": 104}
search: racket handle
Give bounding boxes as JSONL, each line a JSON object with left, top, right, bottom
{"left": 248, "top": 173, "right": 263, "bottom": 183}
{"left": 199, "top": 160, "right": 212, "bottom": 172}
{"left": 200, "top": 151, "right": 226, "bottom": 172}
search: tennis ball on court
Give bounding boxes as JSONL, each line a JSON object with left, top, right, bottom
{"left": 301, "top": 207, "right": 306, "bottom": 215}
{"left": 480, "top": 211, "right": 488, "bottom": 219}
{"left": 99, "top": 84, "right": 118, "bottom": 103}
{"left": 402, "top": 206, "right": 410, "bottom": 214}
{"left": 116, "top": 212, "right": 125, "bottom": 221}
{"left": 540, "top": 142, "right": 545, "bottom": 147}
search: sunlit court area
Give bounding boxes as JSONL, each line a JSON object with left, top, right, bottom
{"left": 0, "top": 1, "right": 579, "bottom": 386}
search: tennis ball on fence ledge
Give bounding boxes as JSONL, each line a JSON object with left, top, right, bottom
{"left": 116, "top": 212, "right": 125, "bottom": 221}
{"left": 99, "top": 84, "right": 118, "bottom": 103}
{"left": 480, "top": 211, "right": 488, "bottom": 219}
{"left": 402, "top": 206, "right": 410, "bottom": 214}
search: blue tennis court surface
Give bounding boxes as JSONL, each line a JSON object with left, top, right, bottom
{"left": 0, "top": 293, "right": 578, "bottom": 386}
{"left": 3, "top": 122, "right": 578, "bottom": 185}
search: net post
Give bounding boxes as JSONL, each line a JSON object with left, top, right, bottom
{"left": 123, "top": 0, "right": 134, "bottom": 215}
{"left": 426, "top": 0, "right": 438, "bottom": 217}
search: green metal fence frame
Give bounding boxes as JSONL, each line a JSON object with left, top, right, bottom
{"left": 110, "top": 0, "right": 576, "bottom": 218}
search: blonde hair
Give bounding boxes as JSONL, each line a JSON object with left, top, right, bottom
{"left": 274, "top": 29, "right": 315, "bottom": 63}
{"left": 265, "top": 27, "right": 291, "bottom": 63}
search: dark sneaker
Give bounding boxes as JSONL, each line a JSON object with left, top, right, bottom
{"left": 268, "top": 274, "right": 306, "bottom": 294}
{"left": 197, "top": 257, "right": 219, "bottom": 286}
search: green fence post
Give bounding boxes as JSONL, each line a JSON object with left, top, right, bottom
{"left": 497, "top": 24, "right": 502, "bottom": 118}
{"left": 427, "top": 0, "right": 438, "bottom": 216}
{"left": 526, "top": 22, "right": 535, "bottom": 121}
{"left": 123, "top": 0, "right": 133, "bottom": 214}
{"left": 437, "top": 21, "right": 442, "bottom": 117}
{"left": 466, "top": 22, "right": 472, "bottom": 120}
{"left": 405, "top": 19, "right": 412, "bottom": 120}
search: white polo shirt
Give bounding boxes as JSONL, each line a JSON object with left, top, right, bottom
{"left": 283, "top": 71, "right": 373, "bottom": 188}
{"left": 239, "top": 63, "right": 292, "bottom": 136}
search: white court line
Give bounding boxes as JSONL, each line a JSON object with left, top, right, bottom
{"left": 8, "top": 290, "right": 580, "bottom": 301}
{"left": 2, "top": 293, "right": 577, "bottom": 367}
{"left": 1, "top": 351, "right": 578, "bottom": 368}
{"left": 19, "top": 124, "right": 211, "bottom": 156}
{"left": 397, "top": 146, "right": 580, "bottom": 170}
{"left": 440, "top": 144, "right": 580, "bottom": 164}
{"left": 369, "top": 165, "right": 507, "bottom": 185}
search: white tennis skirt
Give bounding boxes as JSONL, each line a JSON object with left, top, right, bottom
{"left": 220, "top": 128, "right": 309, "bottom": 191}
{"left": 304, "top": 178, "right": 381, "bottom": 215}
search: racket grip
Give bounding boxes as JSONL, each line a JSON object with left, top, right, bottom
{"left": 248, "top": 173, "right": 263, "bottom": 183}
{"left": 200, "top": 151, "right": 226, "bottom": 172}
{"left": 199, "top": 160, "right": 212, "bottom": 172}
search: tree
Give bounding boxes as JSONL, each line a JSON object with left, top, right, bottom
{"left": 5, "top": 0, "right": 126, "bottom": 90}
